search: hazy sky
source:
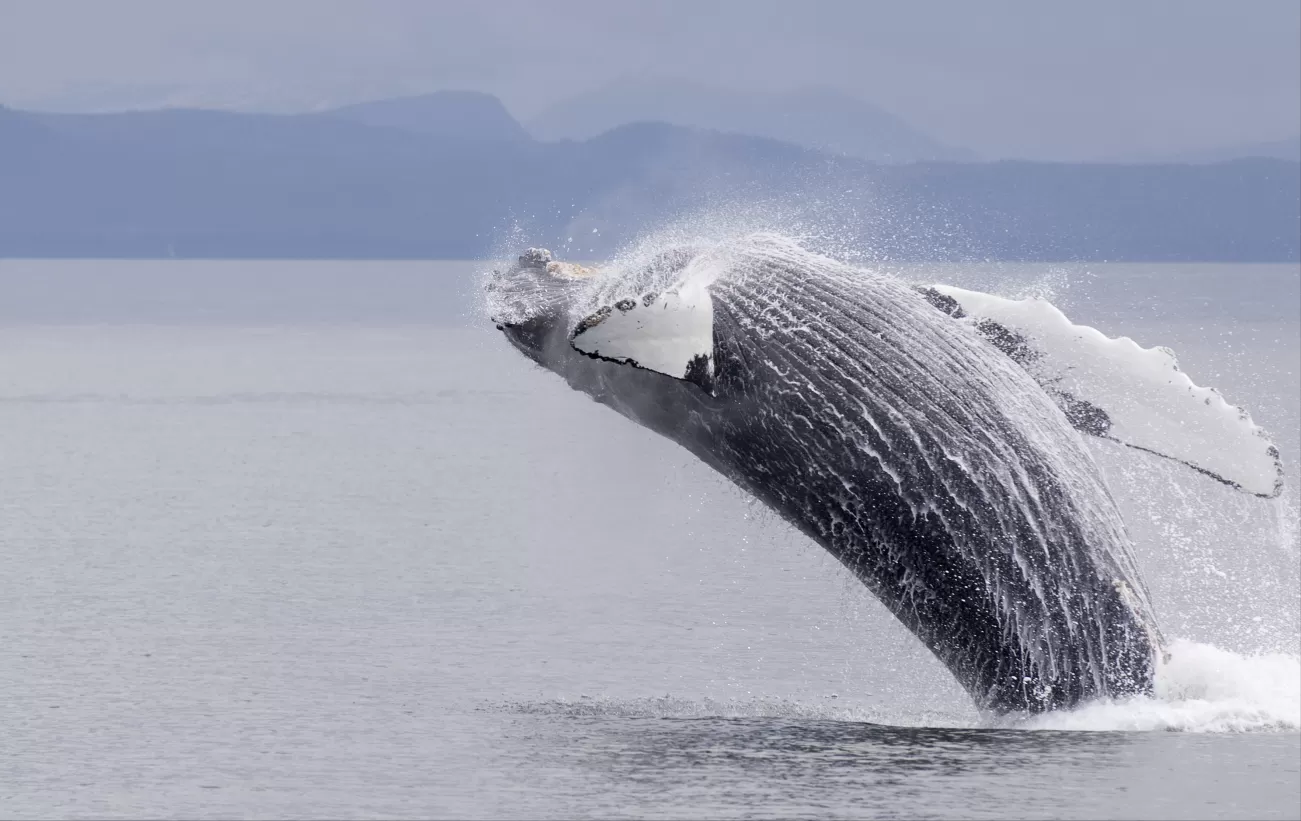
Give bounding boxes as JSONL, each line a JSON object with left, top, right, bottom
{"left": 2, "top": 0, "right": 1298, "bottom": 160}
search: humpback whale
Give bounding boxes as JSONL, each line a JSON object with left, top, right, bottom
{"left": 486, "top": 235, "right": 1282, "bottom": 713}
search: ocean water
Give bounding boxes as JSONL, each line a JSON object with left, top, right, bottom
{"left": 0, "top": 259, "right": 1297, "bottom": 820}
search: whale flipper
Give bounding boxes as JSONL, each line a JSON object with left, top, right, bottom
{"left": 570, "top": 279, "right": 716, "bottom": 392}
{"left": 921, "top": 284, "right": 1283, "bottom": 499}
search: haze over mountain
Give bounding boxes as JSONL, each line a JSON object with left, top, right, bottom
{"left": 5, "top": 1, "right": 1298, "bottom": 162}
{"left": 1110, "top": 135, "right": 1301, "bottom": 165}
{"left": 1, "top": 100, "right": 1296, "bottom": 262}
{"left": 19, "top": 92, "right": 529, "bottom": 148}
{"left": 528, "top": 79, "right": 975, "bottom": 164}
{"left": 323, "top": 91, "right": 529, "bottom": 142}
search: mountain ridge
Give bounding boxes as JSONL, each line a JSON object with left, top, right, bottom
{"left": 527, "top": 78, "right": 976, "bottom": 164}
{"left": 1, "top": 103, "right": 1296, "bottom": 262}
{"left": 323, "top": 91, "right": 530, "bottom": 142}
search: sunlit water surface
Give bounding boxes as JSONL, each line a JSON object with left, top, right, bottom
{"left": 1, "top": 259, "right": 1297, "bottom": 819}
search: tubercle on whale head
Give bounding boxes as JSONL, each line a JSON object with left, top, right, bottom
{"left": 487, "top": 248, "right": 596, "bottom": 356}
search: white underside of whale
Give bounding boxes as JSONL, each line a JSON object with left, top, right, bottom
{"left": 570, "top": 277, "right": 715, "bottom": 382}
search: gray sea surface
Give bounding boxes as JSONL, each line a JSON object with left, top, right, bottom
{"left": 1, "top": 259, "right": 1298, "bottom": 820}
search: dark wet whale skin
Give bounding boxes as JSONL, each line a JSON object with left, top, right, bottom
{"left": 495, "top": 241, "right": 1162, "bottom": 714}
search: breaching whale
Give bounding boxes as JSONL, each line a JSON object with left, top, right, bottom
{"left": 486, "top": 235, "right": 1283, "bottom": 713}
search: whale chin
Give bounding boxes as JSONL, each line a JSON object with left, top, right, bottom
{"left": 498, "top": 317, "right": 550, "bottom": 362}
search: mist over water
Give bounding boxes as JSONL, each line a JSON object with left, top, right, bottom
{"left": 1, "top": 250, "right": 1297, "bottom": 818}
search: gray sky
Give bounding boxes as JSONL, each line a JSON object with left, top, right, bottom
{"left": 2, "top": 0, "right": 1298, "bottom": 160}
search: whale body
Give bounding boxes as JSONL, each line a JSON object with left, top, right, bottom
{"left": 487, "top": 235, "right": 1280, "bottom": 713}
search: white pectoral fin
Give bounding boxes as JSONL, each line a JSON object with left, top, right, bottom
{"left": 929, "top": 284, "right": 1284, "bottom": 499}
{"left": 570, "top": 280, "right": 715, "bottom": 392}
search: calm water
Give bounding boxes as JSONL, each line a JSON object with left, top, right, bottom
{"left": 1, "top": 259, "right": 1298, "bottom": 820}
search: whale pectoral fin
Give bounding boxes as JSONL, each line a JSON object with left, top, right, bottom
{"left": 570, "top": 281, "right": 716, "bottom": 393}
{"left": 924, "top": 284, "right": 1284, "bottom": 499}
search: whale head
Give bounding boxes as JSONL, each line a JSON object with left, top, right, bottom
{"left": 486, "top": 248, "right": 595, "bottom": 368}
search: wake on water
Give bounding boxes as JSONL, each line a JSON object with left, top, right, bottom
{"left": 499, "top": 642, "right": 1299, "bottom": 734}
{"left": 481, "top": 221, "right": 1300, "bottom": 735}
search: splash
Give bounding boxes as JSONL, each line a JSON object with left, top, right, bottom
{"left": 1013, "top": 639, "right": 1301, "bottom": 732}
{"left": 497, "top": 638, "right": 1300, "bottom": 733}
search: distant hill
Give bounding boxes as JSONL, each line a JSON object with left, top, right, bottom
{"left": 9, "top": 81, "right": 199, "bottom": 114}
{"left": 0, "top": 104, "right": 1296, "bottom": 262}
{"left": 1108, "top": 135, "right": 1301, "bottom": 165}
{"left": 0, "top": 104, "right": 51, "bottom": 150}
{"left": 322, "top": 91, "right": 530, "bottom": 142}
{"left": 25, "top": 106, "right": 441, "bottom": 155}
{"left": 1175, "top": 136, "right": 1301, "bottom": 164}
{"left": 528, "top": 78, "right": 975, "bottom": 164}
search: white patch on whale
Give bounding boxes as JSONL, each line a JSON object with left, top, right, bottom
{"left": 570, "top": 276, "right": 715, "bottom": 387}
{"left": 931, "top": 284, "right": 1284, "bottom": 499}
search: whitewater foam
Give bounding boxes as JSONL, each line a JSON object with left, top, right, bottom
{"left": 1000, "top": 639, "right": 1300, "bottom": 732}
{"left": 496, "top": 639, "right": 1298, "bottom": 735}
